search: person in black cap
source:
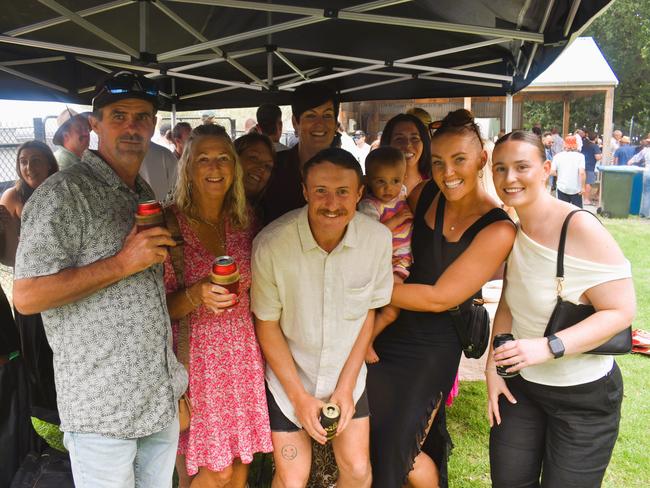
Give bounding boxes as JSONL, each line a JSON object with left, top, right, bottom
{"left": 259, "top": 82, "right": 339, "bottom": 225}
{"left": 13, "top": 70, "right": 188, "bottom": 488}
{"left": 52, "top": 107, "right": 91, "bottom": 171}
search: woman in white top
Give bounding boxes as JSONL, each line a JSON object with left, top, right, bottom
{"left": 486, "top": 131, "right": 636, "bottom": 487}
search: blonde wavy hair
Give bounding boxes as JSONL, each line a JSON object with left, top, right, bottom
{"left": 173, "top": 124, "right": 249, "bottom": 229}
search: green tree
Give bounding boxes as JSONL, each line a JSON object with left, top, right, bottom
{"left": 524, "top": 1, "right": 650, "bottom": 138}
{"left": 584, "top": 0, "right": 650, "bottom": 138}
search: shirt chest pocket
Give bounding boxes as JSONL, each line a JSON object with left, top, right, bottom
{"left": 343, "top": 281, "right": 373, "bottom": 320}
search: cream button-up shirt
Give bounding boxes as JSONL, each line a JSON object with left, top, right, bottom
{"left": 251, "top": 206, "right": 393, "bottom": 427}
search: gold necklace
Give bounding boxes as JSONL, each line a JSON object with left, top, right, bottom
{"left": 188, "top": 214, "right": 226, "bottom": 250}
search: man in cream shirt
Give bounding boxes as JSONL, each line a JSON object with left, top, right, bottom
{"left": 252, "top": 147, "right": 392, "bottom": 488}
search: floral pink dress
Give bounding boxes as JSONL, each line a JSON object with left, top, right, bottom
{"left": 163, "top": 206, "right": 272, "bottom": 475}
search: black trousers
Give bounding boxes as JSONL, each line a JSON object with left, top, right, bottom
{"left": 490, "top": 363, "right": 623, "bottom": 488}
{"left": 557, "top": 190, "right": 583, "bottom": 208}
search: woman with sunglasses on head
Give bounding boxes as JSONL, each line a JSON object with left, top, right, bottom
{"left": 380, "top": 113, "right": 432, "bottom": 194}
{"left": 367, "top": 110, "right": 516, "bottom": 487}
{"left": 163, "top": 125, "right": 272, "bottom": 488}
{"left": 487, "top": 131, "right": 635, "bottom": 488}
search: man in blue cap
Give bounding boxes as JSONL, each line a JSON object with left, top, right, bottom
{"left": 13, "top": 70, "right": 188, "bottom": 488}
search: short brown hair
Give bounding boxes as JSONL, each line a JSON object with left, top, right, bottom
{"left": 364, "top": 146, "right": 405, "bottom": 177}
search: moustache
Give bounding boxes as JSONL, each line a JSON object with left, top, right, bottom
{"left": 317, "top": 209, "right": 347, "bottom": 217}
{"left": 118, "top": 134, "right": 144, "bottom": 143}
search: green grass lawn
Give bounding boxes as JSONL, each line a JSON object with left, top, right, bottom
{"left": 448, "top": 217, "right": 650, "bottom": 488}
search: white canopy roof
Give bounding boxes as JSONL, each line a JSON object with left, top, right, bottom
{"left": 528, "top": 37, "right": 618, "bottom": 88}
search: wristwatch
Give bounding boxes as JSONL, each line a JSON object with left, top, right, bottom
{"left": 547, "top": 334, "right": 565, "bottom": 359}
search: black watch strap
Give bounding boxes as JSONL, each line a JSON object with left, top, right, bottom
{"left": 547, "top": 334, "right": 565, "bottom": 359}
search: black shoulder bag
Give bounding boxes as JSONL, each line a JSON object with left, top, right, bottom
{"left": 543, "top": 209, "right": 632, "bottom": 355}
{"left": 432, "top": 195, "right": 490, "bottom": 359}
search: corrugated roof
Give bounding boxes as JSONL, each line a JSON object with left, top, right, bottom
{"left": 529, "top": 37, "right": 618, "bottom": 88}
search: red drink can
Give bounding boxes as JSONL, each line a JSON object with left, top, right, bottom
{"left": 135, "top": 200, "right": 165, "bottom": 232}
{"left": 210, "top": 256, "right": 240, "bottom": 297}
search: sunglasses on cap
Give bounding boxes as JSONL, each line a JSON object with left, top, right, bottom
{"left": 92, "top": 71, "right": 159, "bottom": 110}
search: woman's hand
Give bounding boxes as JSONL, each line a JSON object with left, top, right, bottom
{"left": 188, "top": 277, "right": 238, "bottom": 314}
{"left": 493, "top": 338, "right": 554, "bottom": 374}
{"left": 485, "top": 366, "right": 516, "bottom": 427}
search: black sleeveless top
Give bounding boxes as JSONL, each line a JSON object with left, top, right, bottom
{"left": 369, "top": 180, "right": 512, "bottom": 488}
{"left": 389, "top": 179, "right": 511, "bottom": 342}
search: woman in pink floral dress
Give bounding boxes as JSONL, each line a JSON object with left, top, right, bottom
{"left": 163, "top": 124, "right": 272, "bottom": 487}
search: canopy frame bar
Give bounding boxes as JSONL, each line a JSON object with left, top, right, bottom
{"left": 280, "top": 64, "right": 386, "bottom": 89}
{"left": 0, "top": 34, "right": 131, "bottom": 61}
{"left": 76, "top": 57, "right": 113, "bottom": 74}
{"left": 153, "top": 0, "right": 268, "bottom": 87}
{"left": 398, "top": 38, "right": 510, "bottom": 64}
{"left": 340, "top": 75, "right": 412, "bottom": 94}
{"left": 179, "top": 67, "right": 322, "bottom": 100}
{"left": 169, "top": 48, "right": 266, "bottom": 73}
{"left": 564, "top": 0, "right": 582, "bottom": 36}
{"left": 5, "top": 0, "right": 130, "bottom": 37}
{"left": 0, "top": 65, "right": 68, "bottom": 92}
{"left": 524, "top": 0, "right": 555, "bottom": 79}
{"left": 164, "top": 70, "right": 264, "bottom": 91}
{"left": 37, "top": 0, "right": 139, "bottom": 58}
{"left": 0, "top": 56, "right": 66, "bottom": 66}
{"left": 169, "top": 0, "right": 542, "bottom": 42}
{"left": 274, "top": 51, "right": 308, "bottom": 80}
{"left": 157, "top": 0, "right": 428, "bottom": 61}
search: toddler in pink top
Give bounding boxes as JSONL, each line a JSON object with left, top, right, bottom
{"left": 359, "top": 146, "right": 413, "bottom": 363}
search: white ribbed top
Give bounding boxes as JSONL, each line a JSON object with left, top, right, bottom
{"left": 505, "top": 227, "right": 631, "bottom": 386}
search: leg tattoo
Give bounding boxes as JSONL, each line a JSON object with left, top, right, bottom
{"left": 281, "top": 444, "right": 298, "bottom": 461}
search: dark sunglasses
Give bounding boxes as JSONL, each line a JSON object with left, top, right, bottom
{"left": 428, "top": 112, "right": 482, "bottom": 141}
{"left": 93, "top": 71, "right": 159, "bottom": 105}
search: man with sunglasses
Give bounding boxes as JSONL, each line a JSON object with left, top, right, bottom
{"left": 13, "top": 70, "right": 187, "bottom": 488}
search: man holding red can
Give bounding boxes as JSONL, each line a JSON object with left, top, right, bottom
{"left": 13, "top": 71, "right": 187, "bottom": 488}
{"left": 252, "top": 147, "right": 393, "bottom": 487}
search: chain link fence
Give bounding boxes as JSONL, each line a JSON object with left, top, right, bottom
{"left": 0, "top": 116, "right": 60, "bottom": 191}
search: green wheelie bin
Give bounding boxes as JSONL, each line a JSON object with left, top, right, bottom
{"left": 597, "top": 165, "right": 641, "bottom": 219}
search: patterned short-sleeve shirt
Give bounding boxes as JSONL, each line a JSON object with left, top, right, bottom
{"left": 15, "top": 150, "right": 188, "bottom": 439}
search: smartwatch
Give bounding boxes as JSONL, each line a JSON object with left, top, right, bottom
{"left": 547, "top": 334, "right": 565, "bottom": 359}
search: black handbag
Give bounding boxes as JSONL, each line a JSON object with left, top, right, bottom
{"left": 432, "top": 194, "right": 491, "bottom": 359}
{"left": 543, "top": 209, "right": 632, "bottom": 355}
{"left": 448, "top": 299, "right": 490, "bottom": 359}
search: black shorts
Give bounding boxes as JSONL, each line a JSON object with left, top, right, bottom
{"left": 265, "top": 384, "right": 370, "bottom": 432}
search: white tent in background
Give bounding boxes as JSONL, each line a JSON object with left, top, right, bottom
{"left": 524, "top": 37, "right": 619, "bottom": 161}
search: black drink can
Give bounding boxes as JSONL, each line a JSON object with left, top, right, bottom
{"left": 493, "top": 333, "right": 519, "bottom": 378}
{"left": 320, "top": 403, "right": 340, "bottom": 441}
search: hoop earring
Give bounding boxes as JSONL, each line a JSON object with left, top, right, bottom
{"left": 478, "top": 169, "right": 484, "bottom": 178}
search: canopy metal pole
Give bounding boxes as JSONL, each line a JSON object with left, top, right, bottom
{"left": 139, "top": 0, "right": 149, "bottom": 54}
{"left": 171, "top": 78, "right": 177, "bottom": 127}
{"left": 505, "top": 93, "right": 513, "bottom": 133}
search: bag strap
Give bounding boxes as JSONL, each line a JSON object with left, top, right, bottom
{"left": 555, "top": 209, "right": 602, "bottom": 296}
{"left": 163, "top": 206, "right": 190, "bottom": 369}
{"left": 431, "top": 195, "right": 469, "bottom": 347}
